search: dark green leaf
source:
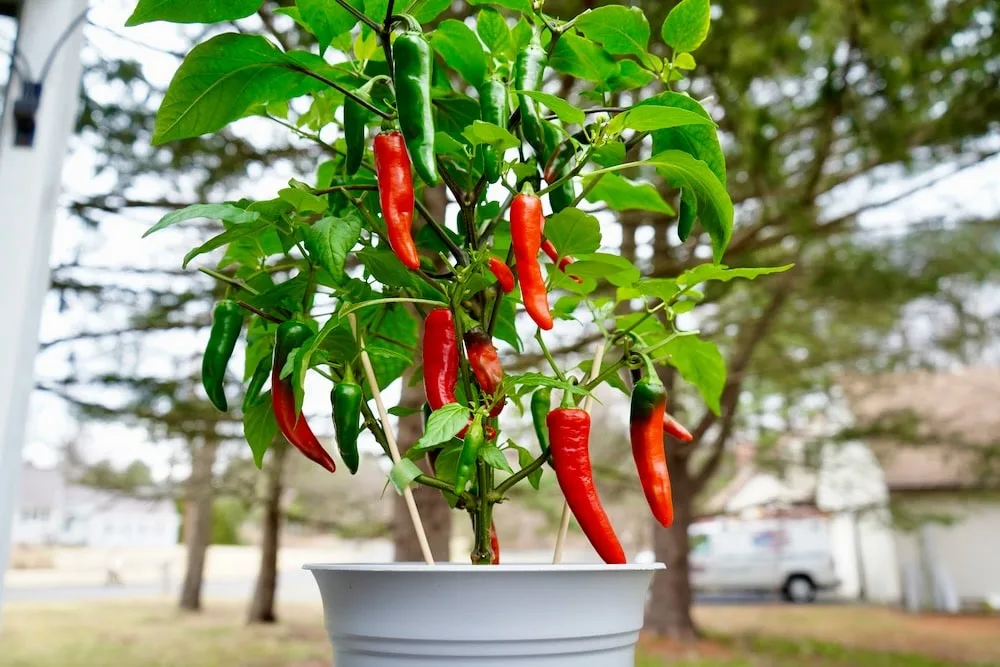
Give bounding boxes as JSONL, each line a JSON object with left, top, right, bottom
{"left": 247, "top": 274, "right": 309, "bottom": 312}
{"left": 415, "top": 403, "right": 471, "bottom": 449}
{"left": 493, "top": 298, "right": 522, "bottom": 352}
{"left": 364, "top": 0, "right": 390, "bottom": 21}
{"left": 591, "top": 141, "right": 627, "bottom": 168}
{"left": 550, "top": 33, "right": 617, "bottom": 83}
{"left": 303, "top": 213, "right": 362, "bottom": 279}
{"left": 544, "top": 208, "right": 602, "bottom": 257}
{"left": 389, "top": 459, "right": 424, "bottom": 493}
{"left": 509, "top": 442, "right": 543, "bottom": 490}
{"left": 662, "top": 335, "right": 725, "bottom": 415}
{"left": 641, "top": 91, "right": 725, "bottom": 186}
{"left": 481, "top": 445, "right": 515, "bottom": 473}
{"left": 389, "top": 405, "right": 421, "bottom": 418}
{"left": 603, "top": 60, "right": 656, "bottom": 92}
{"left": 244, "top": 393, "right": 278, "bottom": 469}
{"left": 576, "top": 6, "right": 651, "bottom": 60}
{"left": 356, "top": 247, "right": 420, "bottom": 289}
{"left": 367, "top": 305, "right": 419, "bottom": 390}
{"left": 143, "top": 203, "right": 259, "bottom": 238}
{"left": 434, "top": 95, "right": 483, "bottom": 139}
{"left": 468, "top": 0, "right": 532, "bottom": 12}
{"left": 477, "top": 8, "right": 514, "bottom": 57}
{"left": 406, "top": 0, "right": 453, "bottom": 21}
{"left": 516, "top": 91, "right": 586, "bottom": 126}
{"left": 431, "top": 20, "right": 488, "bottom": 87}
{"left": 679, "top": 263, "right": 795, "bottom": 286}
{"left": 182, "top": 220, "right": 270, "bottom": 268}
{"left": 127, "top": 0, "right": 263, "bottom": 25}
{"left": 153, "top": 34, "right": 322, "bottom": 144}
{"left": 677, "top": 188, "right": 696, "bottom": 241}
{"left": 647, "top": 150, "right": 733, "bottom": 263}
{"left": 462, "top": 121, "right": 520, "bottom": 150}
{"left": 662, "top": 0, "right": 711, "bottom": 54}
{"left": 583, "top": 173, "right": 674, "bottom": 214}
{"left": 298, "top": 0, "right": 362, "bottom": 53}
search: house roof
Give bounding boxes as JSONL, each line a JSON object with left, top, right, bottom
{"left": 840, "top": 367, "right": 1000, "bottom": 492}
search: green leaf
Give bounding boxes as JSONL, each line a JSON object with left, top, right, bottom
{"left": 603, "top": 60, "right": 656, "bottom": 92}
{"left": 367, "top": 305, "right": 419, "bottom": 390}
{"left": 591, "top": 142, "right": 627, "bottom": 168}
{"left": 468, "top": 0, "right": 532, "bottom": 12}
{"left": 243, "top": 393, "right": 278, "bottom": 469}
{"left": 182, "top": 220, "right": 270, "bottom": 268}
{"left": 389, "top": 459, "right": 424, "bottom": 494}
{"left": 481, "top": 445, "right": 514, "bottom": 473}
{"left": 431, "top": 20, "right": 488, "bottom": 87}
{"left": 415, "top": 404, "right": 471, "bottom": 450}
{"left": 278, "top": 187, "right": 327, "bottom": 213}
{"left": 477, "top": 8, "right": 514, "bottom": 57}
{"left": 575, "top": 6, "right": 651, "bottom": 60}
{"left": 641, "top": 91, "right": 725, "bottom": 187}
{"left": 406, "top": 0, "right": 453, "bottom": 21}
{"left": 578, "top": 358, "right": 629, "bottom": 396}
{"left": 303, "top": 213, "right": 362, "bottom": 279}
{"left": 615, "top": 106, "right": 715, "bottom": 132}
{"left": 493, "top": 298, "right": 522, "bottom": 353}
{"left": 647, "top": 150, "right": 733, "bottom": 262}
{"left": 679, "top": 263, "right": 795, "bottom": 286}
{"left": 636, "top": 278, "right": 680, "bottom": 303}
{"left": 583, "top": 173, "right": 674, "bottom": 214}
{"left": 677, "top": 188, "right": 696, "bottom": 241}
{"left": 462, "top": 121, "right": 520, "bottom": 151}
{"left": 505, "top": 372, "right": 591, "bottom": 396}
{"left": 550, "top": 33, "right": 617, "bottom": 83}
{"left": 674, "top": 53, "right": 696, "bottom": 70}
{"left": 126, "top": 0, "right": 263, "bottom": 25}
{"left": 662, "top": 335, "right": 725, "bottom": 415}
{"left": 364, "top": 0, "right": 390, "bottom": 21}
{"left": 567, "top": 253, "right": 641, "bottom": 287}
{"left": 298, "top": 0, "right": 362, "bottom": 54}
{"left": 544, "top": 208, "right": 602, "bottom": 257}
{"left": 153, "top": 34, "right": 322, "bottom": 144}
{"left": 389, "top": 405, "right": 421, "bottom": 418}
{"left": 662, "top": 0, "right": 711, "bottom": 54}
{"left": 508, "top": 442, "right": 543, "bottom": 490}
{"left": 516, "top": 91, "right": 585, "bottom": 126}
{"left": 143, "top": 203, "right": 259, "bottom": 238}
{"left": 357, "top": 247, "right": 419, "bottom": 289}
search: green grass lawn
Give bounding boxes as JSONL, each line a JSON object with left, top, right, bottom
{"left": 0, "top": 600, "right": 995, "bottom": 666}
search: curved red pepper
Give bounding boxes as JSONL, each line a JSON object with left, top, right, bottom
{"left": 664, "top": 412, "right": 694, "bottom": 443}
{"left": 464, "top": 327, "right": 505, "bottom": 417}
{"left": 490, "top": 522, "right": 500, "bottom": 565}
{"left": 511, "top": 193, "right": 553, "bottom": 330}
{"left": 374, "top": 131, "right": 420, "bottom": 270}
{"left": 540, "top": 238, "right": 583, "bottom": 285}
{"left": 548, "top": 408, "right": 626, "bottom": 564}
{"left": 631, "top": 378, "right": 674, "bottom": 527}
{"left": 272, "top": 322, "right": 336, "bottom": 473}
{"left": 488, "top": 256, "right": 515, "bottom": 293}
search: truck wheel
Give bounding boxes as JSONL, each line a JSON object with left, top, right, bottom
{"left": 784, "top": 575, "right": 817, "bottom": 603}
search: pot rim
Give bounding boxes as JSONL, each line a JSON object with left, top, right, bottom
{"left": 303, "top": 562, "right": 665, "bottom": 572}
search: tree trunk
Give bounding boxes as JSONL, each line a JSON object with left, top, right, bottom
{"left": 179, "top": 436, "right": 219, "bottom": 612}
{"left": 645, "top": 449, "right": 700, "bottom": 640}
{"left": 246, "top": 440, "right": 287, "bottom": 624}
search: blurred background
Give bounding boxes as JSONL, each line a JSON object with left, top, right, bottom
{"left": 1, "top": 0, "right": 999, "bottom": 666}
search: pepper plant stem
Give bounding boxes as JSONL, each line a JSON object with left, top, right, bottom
{"left": 473, "top": 460, "right": 495, "bottom": 564}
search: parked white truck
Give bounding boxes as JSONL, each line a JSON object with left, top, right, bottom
{"left": 686, "top": 511, "right": 841, "bottom": 602}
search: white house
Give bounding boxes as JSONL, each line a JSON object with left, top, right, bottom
{"left": 11, "top": 463, "right": 180, "bottom": 549}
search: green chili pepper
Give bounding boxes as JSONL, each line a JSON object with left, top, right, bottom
{"left": 515, "top": 28, "right": 547, "bottom": 158}
{"left": 332, "top": 366, "right": 364, "bottom": 475}
{"left": 392, "top": 30, "right": 439, "bottom": 186}
{"left": 343, "top": 97, "right": 369, "bottom": 176}
{"left": 542, "top": 121, "right": 576, "bottom": 214}
{"left": 202, "top": 299, "right": 244, "bottom": 412}
{"left": 530, "top": 387, "right": 552, "bottom": 452}
{"left": 478, "top": 77, "right": 508, "bottom": 184}
{"left": 454, "top": 415, "right": 485, "bottom": 494}
{"left": 242, "top": 352, "right": 272, "bottom": 412}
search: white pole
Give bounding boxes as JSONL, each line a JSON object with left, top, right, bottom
{"left": 0, "top": 0, "right": 88, "bottom": 622}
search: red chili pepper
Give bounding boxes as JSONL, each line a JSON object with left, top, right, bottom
{"left": 540, "top": 238, "right": 583, "bottom": 284}
{"left": 664, "top": 412, "right": 694, "bottom": 443}
{"left": 511, "top": 192, "right": 553, "bottom": 330}
{"left": 272, "top": 322, "right": 336, "bottom": 473}
{"left": 547, "top": 408, "right": 626, "bottom": 564}
{"left": 374, "top": 130, "right": 420, "bottom": 270}
{"left": 422, "top": 309, "right": 499, "bottom": 435}
{"left": 490, "top": 522, "right": 500, "bottom": 565}
{"left": 631, "top": 376, "right": 674, "bottom": 527}
{"left": 464, "top": 327, "right": 505, "bottom": 417}
{"left": 488, "top": 256, "right": 515, "bottom": 293}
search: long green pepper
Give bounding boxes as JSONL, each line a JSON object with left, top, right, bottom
{"left": 454, "top": 416, "right": 486, "bottom": 494}
{"left": 242, "top": 352, "right": 272, "bottom": 412}
{"left": 392, "top": 30, "right": 439, "bottom": 186}
{"left": 343, "top": 97, "right": 369, "bottom": 176}
{"left": 202, "top": 299, "right": 244, "bottom": 412}
{"left": 530, "top": 387, "right": 552, "bottom": 452}
{"left": 515, "top": 28, "right": 547, "bottom": 158}
{"left": 332, "top": 366, "right": 364, "bottom": 475}
{"left": 478, "top": 78, "right": 508, "bottom": 183}
{"left": 543, "top": 122, "right": 577, "bottom": 214}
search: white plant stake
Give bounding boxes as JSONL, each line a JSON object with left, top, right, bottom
{"left": 552, "top": 341, "right": 606, "bottom": 564}
{"left": 351, "top": 314, "right": 434, "bottom": 565}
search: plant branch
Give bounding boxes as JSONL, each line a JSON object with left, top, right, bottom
{"left": 289, "top": 65, "right": 392, "bottom": 120}
{"left": 415, "top": 197, "right": 467, "bottom": 265}
{"left": 494, "top": 449, "right": 550, "bottom": 497}
{"left": 535, "top": 330, "right": 567, "bottom": 381}
{"left": 237, "top": 301, "right": 283, "bottom": 324}
{"left": 331, "top": 0, "right": 383, "bottom": 33}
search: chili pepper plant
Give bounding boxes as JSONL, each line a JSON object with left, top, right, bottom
{"left": 134, "top": 0, "right": 787, "bottom": 565}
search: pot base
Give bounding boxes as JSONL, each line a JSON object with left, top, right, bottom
{"left": 305, "top": 563, "right": 663, "bottom": 667}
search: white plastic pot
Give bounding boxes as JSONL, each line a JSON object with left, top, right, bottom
{"left": 305, "top": 563, "right": 663, "bottom": 666}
